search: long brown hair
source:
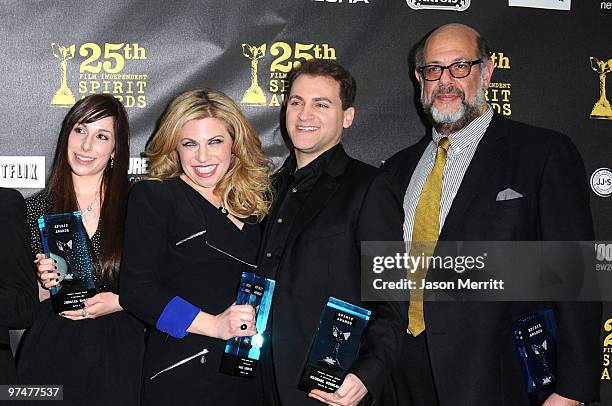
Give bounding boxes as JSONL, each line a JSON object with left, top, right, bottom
{"left": 146, "top": 88, "right": 272, "bottom": 220}
{"left": 46, "top": 94, "right": 129, "bottom": 291}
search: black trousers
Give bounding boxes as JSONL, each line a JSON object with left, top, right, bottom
{"left": 386, "top": 332, "right": 439, "bottom": 406}
{"left": 0, "top": 345, "right": 17, "bottom": 384}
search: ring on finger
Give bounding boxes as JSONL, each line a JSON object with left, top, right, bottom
{"left": 240, "top": 323, "right": 248, "bottom": 331}
{"left": 81, "top": 309, "right": 89, "bottom": 318}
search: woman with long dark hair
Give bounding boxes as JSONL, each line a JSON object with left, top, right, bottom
{"left": 18, "top": 94, "right": 144, "bottom": 405}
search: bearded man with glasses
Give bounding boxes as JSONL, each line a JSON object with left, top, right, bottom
{"left": 382, "top": 23, "right": 600, "bottom": 406}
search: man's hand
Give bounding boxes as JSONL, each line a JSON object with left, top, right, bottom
{"left": 543, "top": 393, "right": 583, "bottom": 406}
{"left": 308, "top": 373, "right": 368, "bottom": 406}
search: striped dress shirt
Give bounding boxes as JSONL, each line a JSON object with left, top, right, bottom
{"left": 403, "top": 106, "right": 494, "bottom": 242}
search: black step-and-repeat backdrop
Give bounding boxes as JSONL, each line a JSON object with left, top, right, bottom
{"left": 1, "top": 0, "right": 610, "bottom": 402}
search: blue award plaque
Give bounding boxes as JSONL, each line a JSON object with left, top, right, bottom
{"left": 512, "top": 308, "right": 558, "bottom": 405}
{"left": 298, "top": 297, "right": 371, "bottom": 393}
{"left": 38, "top": 211, "right": 97, "bottom": 313}
{"left": 220, "top": 272, "right": 275, "bottom": 378}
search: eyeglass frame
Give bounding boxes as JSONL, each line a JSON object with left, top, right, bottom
{"left": 417, "top": 60, "right": 483, "bottom": 81}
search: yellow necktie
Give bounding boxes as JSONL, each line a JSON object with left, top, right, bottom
{"left": 408, "top": 137, "right": 450, "bottom": 336}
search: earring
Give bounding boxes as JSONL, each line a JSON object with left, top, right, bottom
{"left": 109, "top": 157, "right": 114, "bottom": 169}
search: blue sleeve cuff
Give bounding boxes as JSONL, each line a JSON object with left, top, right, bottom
{"left": 156, "top": 296, "right": 201, "bottom": 338}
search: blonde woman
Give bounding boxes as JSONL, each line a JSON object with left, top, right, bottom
{"left": 120, "top": 88, "right": 272, "bottom": 405}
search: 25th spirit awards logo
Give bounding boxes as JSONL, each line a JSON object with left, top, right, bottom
{"left": 590, "top": 57, "right": 612, "bottom": 120}
{"left": 406, "top": 0, "right": 470, "bottom": 11}
{"left": 49, "top": 42, "right": 148, "bottom": 108}
{"left": 603, "top": 316, "right": 612, "bottom": 379}
{"left": 240, "top": 41, "right": 337, "bottom": 108}
{"left": 486, "top": 52, "right": 512, "bottom": 116}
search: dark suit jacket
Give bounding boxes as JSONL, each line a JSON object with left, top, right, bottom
{"left": 383, "top": 114, "right": 601, "bottom": 405}
{"left": 258, "top": 146, "right": 407, "bottom": 406}
{"left": 0, "top": 188, "right": 37, "bottom": 384}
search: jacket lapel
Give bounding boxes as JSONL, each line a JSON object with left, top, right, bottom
{"left": 439, "top": 114, "right": 508, "bottom": 240}
{"left": 179, "top": 178, "right": 258, "bottom": 267}
{"left": 385, "top": 133, "right": 431, "bottom": 194}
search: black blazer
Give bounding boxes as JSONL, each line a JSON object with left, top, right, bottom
{"left": 258, "top": 146, "right": 406, "bottom": 405}
{"left": 120, "top": 178, "right": 264, "bottom": 405}
{"left": 0, "top": 188, "right": 37, "bottom": 384}
{"left": 383, "top": 115, "right": 601, "bottom": 405}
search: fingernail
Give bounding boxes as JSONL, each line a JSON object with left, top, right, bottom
{"left": 59, "top": 312, "right": 65, "bottom": 316}
{"left": 56, "top": 272, "right": 61, "bottom": 277}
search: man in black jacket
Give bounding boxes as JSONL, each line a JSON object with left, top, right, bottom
{"left": 0, "top": 187, "right": 37, "bottom": 383}
{"left": 258, "top": 59, "right": 406, "bottom": 406}
{"left": 383, "top": 23, "right": 600, "bottom": 406}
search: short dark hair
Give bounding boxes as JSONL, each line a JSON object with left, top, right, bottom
{"left": 414, "top": 28, "right": 492, "bottom": 69}
{"left": 287, "top": 59, "right": 356, "bottom": 110}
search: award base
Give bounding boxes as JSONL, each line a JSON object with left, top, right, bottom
{"left": 298, "top": 363, "right": 343, "bottom": 393}
{"left": 50, "top": 287, "right": 97, "bottom": 313}
{"left": 220, "top": 353, "right": 258, "bottom": 378}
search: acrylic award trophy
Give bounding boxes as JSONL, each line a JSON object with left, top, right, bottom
{"left": 299, "top": 297, "right": 371, "bottom": 393}
{"left": 512, "top": 308, "right": 558, "bottom": 405}
{"left": 220, "top": 272, "right": 275, "bottom": 378}
{"left": 38, "top": 211, "right": 96, "bottom": 313}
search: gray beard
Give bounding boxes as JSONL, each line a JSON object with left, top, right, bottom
{"left": 421, "top": 76, "right": 487, "bottom": 135}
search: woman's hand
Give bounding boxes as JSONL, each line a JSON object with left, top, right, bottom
{"left": 60, "top": 292, "right": 122, "bottom": 320}
{"left": 188, "top": 303, "right": 256, "bottom": 340}
{"left": 34, "top": 253, "right": 60, "bottom": 290}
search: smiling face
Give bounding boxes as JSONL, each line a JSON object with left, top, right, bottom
{"left": 285, "top": 74, "right": 355, "bottom": 169}
{"left": 417, "top": 24, "right": 494, "bottom": 134}
{"left": 176, "top": 117, "right": 233, "bottom": 195}
{"left": 67, "top": 116, "right": 116, "bottom": 180}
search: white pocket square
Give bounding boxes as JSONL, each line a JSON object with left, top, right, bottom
{"left": 496, "top": 188, "right": 523, "bottom": 201}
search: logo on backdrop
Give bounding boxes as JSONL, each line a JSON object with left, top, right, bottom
{"left": 240, "top": 41, "right": 337, "bottom": 108}
{"left": 589, "top": 57, "right": 612, "bottom": 120}
{"left": 406, "top": 0, "right": 470, "bottom": 11}
{"left": 51, "top": 44, "right": 76, "bottom": 107}
{"left": 591, "top": 168, "right": 612, "bottom": 198}
{"left": 50, "top": 42, "right": 148, "bottom": 109}
{"left": 0, "top": 156, "right": 45, "bottom": 189}
{"left": 486, "top": 51, "right": 512, "bottom": 116}
{"left": 508, "top": 0, "right": 570, "bottom": 11}
{"left": 128, "top": 157, "right": 149, "bottom": 183}
{"left": 603, "top": 317, "right": 612, "bottom": 380}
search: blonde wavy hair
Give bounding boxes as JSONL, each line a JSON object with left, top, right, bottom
{"left": 146, "top": 88, "right": 273, "bottom": 220}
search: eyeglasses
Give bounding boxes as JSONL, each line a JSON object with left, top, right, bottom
{"left": 417, "top": 60, "right": 483, "bottom": 81}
